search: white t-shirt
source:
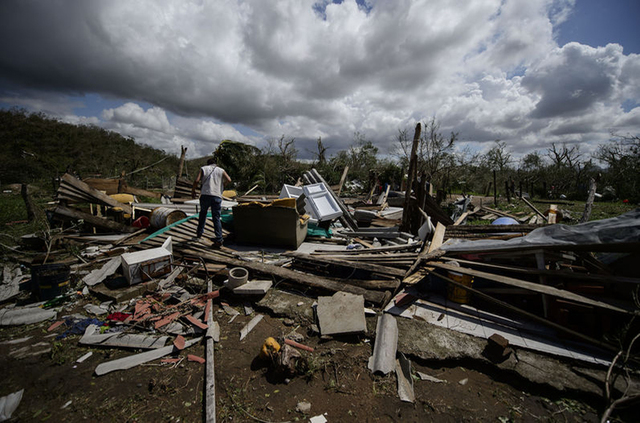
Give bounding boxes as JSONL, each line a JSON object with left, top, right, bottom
{"left": 200, "top": 164, "right": 225, "bottom": 197}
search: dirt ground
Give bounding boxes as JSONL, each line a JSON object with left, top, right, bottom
{"left": 0, "top": 287, "right": 606, "bottom": 423}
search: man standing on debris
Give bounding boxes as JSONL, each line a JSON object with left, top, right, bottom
{"left": 192, "top": 158, "right": 231, "bottom": 247}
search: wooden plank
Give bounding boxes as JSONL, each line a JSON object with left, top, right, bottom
{"left": 336, "top": 165, "right": 349, "bottom": 197}
{"left": 430, "top": 270, "right": 617, "bottom": 353}
{"left": 178, "top": 246, "right": 388, "bottom": 305}
{"left": 53, "top": 205, "right": 137, "bottom": 233}
{"left": 521, "top": 197, "right": 547, "bottom": 222}
{"left": 428, "top": 262, "right": 639, "bottom": 315}
{"left": 61, "top": 173, "right": 132, "bottom": 214}
{"left": 427, "top": 222, "right": 446, "bottom": 253}
{"left": 312, "top": 243, "right": 420, "bottom": 255}
{"left": 284, "top": 252, "right": 405, "bottom": 278}
{"left": 442, "top": 258, "right": 640, "bottom": 285}
{"left": 480, "top": 206, "right": 518, "bottom": 220}
{"left": 453, "top": 211, "right": 469, "bottom": 226}
{"left": 548, "top": 204, "right": 558, "bottom": 224}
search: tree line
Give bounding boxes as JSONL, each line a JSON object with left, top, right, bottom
{"left": 2, "top": 108, "right": 638, "bottom": 203}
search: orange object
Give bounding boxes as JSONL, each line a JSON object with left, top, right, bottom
{"left": 259, "top": 337, "right": 281, "bottom": 359}
{"left": 284, "top": 339, "right": 314, "bottom": 353}
{"left": 187, "top": 354, "right": 205, "bottom": 364}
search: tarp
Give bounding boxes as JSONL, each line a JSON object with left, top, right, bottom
{"left": 441, "top": 208, "right": 640, "bottom": 253}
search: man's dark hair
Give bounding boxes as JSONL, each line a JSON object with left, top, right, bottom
{"left": 206, "top": 158, "right": 216, "bottom": 165}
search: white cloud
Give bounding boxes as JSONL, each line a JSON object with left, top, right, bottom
{"left": 0, "top": 0, "right": 638, "bottom": 160}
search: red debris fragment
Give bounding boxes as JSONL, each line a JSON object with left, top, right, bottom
{"left": 204, "top": 300, "right": 211, "bottom": 323}
{"left": 284, "top": 339, "right": 314, "bottom": 353}
{"left": 394, "top": 293, "right": 418, "bottom": 308}
{"left": 187, "top": 354, "right": 205, "bottom": 364}
{"left": 173, "top": 335, "right": 186, "bottom": 350}
{"left": 47, "top": 320, "right": 64, "bottom": 332}
{"left": 154, "top": 311, "right": 181, "bottom": 329}
{"left": 185, "top": 314, "right": 208, "bottom": 330}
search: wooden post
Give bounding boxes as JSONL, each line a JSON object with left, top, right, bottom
{"left": 519, "top": 181, "right": 523, "bottom": 199}
{"left": 493, "top": 170, "right": 497, "bottom": 207}
{"left": 176, "top": 145, "right": 187, "bottom": 182}
{"left": 505, "top": 180, "right": 510, "bottom": 203}
{"left": 401, "top": 123, "right": 422, "bottom": 232}
{"left": 21, "top": 183, "right": 36, "bottom": 222}
{"left": 336, "top": 165, "right": 349, "bottom": 197}
{"left": 580, "top": 177, "right": 597, "bottom": 224}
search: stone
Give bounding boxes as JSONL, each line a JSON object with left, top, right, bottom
{"left": 296, "top": 401, "right": 311, "bottom": 413}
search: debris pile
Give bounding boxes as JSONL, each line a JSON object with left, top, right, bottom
{"left": 1, "top": 168, "right": 639, "bottom": 422}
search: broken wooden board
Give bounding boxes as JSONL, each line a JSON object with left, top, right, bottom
{"left": 173, "top": 245, "right": 388, "bottom": 305}
{"left": 59, "top": 173, "right": 132, "bottom": 214}
{"left": 285, "top": 251, "right": 405, "bottom": 278}
{"left": 429, "top": 262, "right": 639, "bottom": 316}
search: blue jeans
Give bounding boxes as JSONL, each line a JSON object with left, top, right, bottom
{"left": 197, "top": 195, "right": 223, "bottom": 243}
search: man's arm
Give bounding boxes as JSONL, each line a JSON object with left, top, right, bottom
{"left": 191, "top": 169, "right": 203, "bottom": 198}
{"left": 222, "top": 170, "right": 231, "bottom": 187}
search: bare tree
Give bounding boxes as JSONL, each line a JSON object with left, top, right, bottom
{"left": 483, "top": 140, "right": 512, "bottom": 172}
{"left": 395, "top": 118, "right": 457, "bottom": 189}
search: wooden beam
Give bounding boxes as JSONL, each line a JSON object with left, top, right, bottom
{"left": 336, "top": 165, "right": 349, "bottom": 197}
{"left": 401, "top": 123, "right": 422, "bottom": 232}
{"left": 430, "top": 270, "right": 617, "bottom": 353}
{"left": 428, "top": 261, "right": 639, "bottom": 315}
{"left": 441, "top": 257, "right": 640, "bottom": 285}
{"left": 53, "top": 205, "right": 138, "bottom": 233}
{"left": 521, "top": 196, "right": 547, "bottom": 222}
{"left": 179, "top": 247, "right": 388, "bottom": 305}
{"left": 284, "top": 251, "right": 405, "bottom": 278}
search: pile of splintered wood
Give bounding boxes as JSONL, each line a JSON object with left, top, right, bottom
{"left": 56, "top": 173, "right": 132, "bottom": 215}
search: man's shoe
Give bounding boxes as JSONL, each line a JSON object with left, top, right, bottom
{"left": 212, "top": 240, "right": 223, "bottom": 249}
{"left": 191, "top": 236, "right": 202, "bottom": 243}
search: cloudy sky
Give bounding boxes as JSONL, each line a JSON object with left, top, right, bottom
{"left": 1, "top": 0, "right": 639, "bottom": 162}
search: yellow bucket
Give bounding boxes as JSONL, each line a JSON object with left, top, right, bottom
{"left": 447, "top": 271, "right": 473, "bottom": 304}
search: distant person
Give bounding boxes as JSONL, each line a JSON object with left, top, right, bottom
{"left": 191, "top": 158, "right": 231, "bottom": 247}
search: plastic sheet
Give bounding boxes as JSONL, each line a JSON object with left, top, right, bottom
{"left": 442, "top": 208, "right": 640, "bottom": 253}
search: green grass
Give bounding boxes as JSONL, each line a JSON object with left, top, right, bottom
{"left": 0, "top": 189, "right": 51, "bottom": 246}
{"left": 490, "top": 198, "right": 635, "bottom": 223}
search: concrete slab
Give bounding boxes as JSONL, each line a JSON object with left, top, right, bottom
{"left": 231, "top": 280, "right": 272, "bottom": 295}
{"left": 317, "top": 291, "right": 366, "bottom": 336}
{"left": 256, "top": 289, "right": 315, "bottom": 323}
